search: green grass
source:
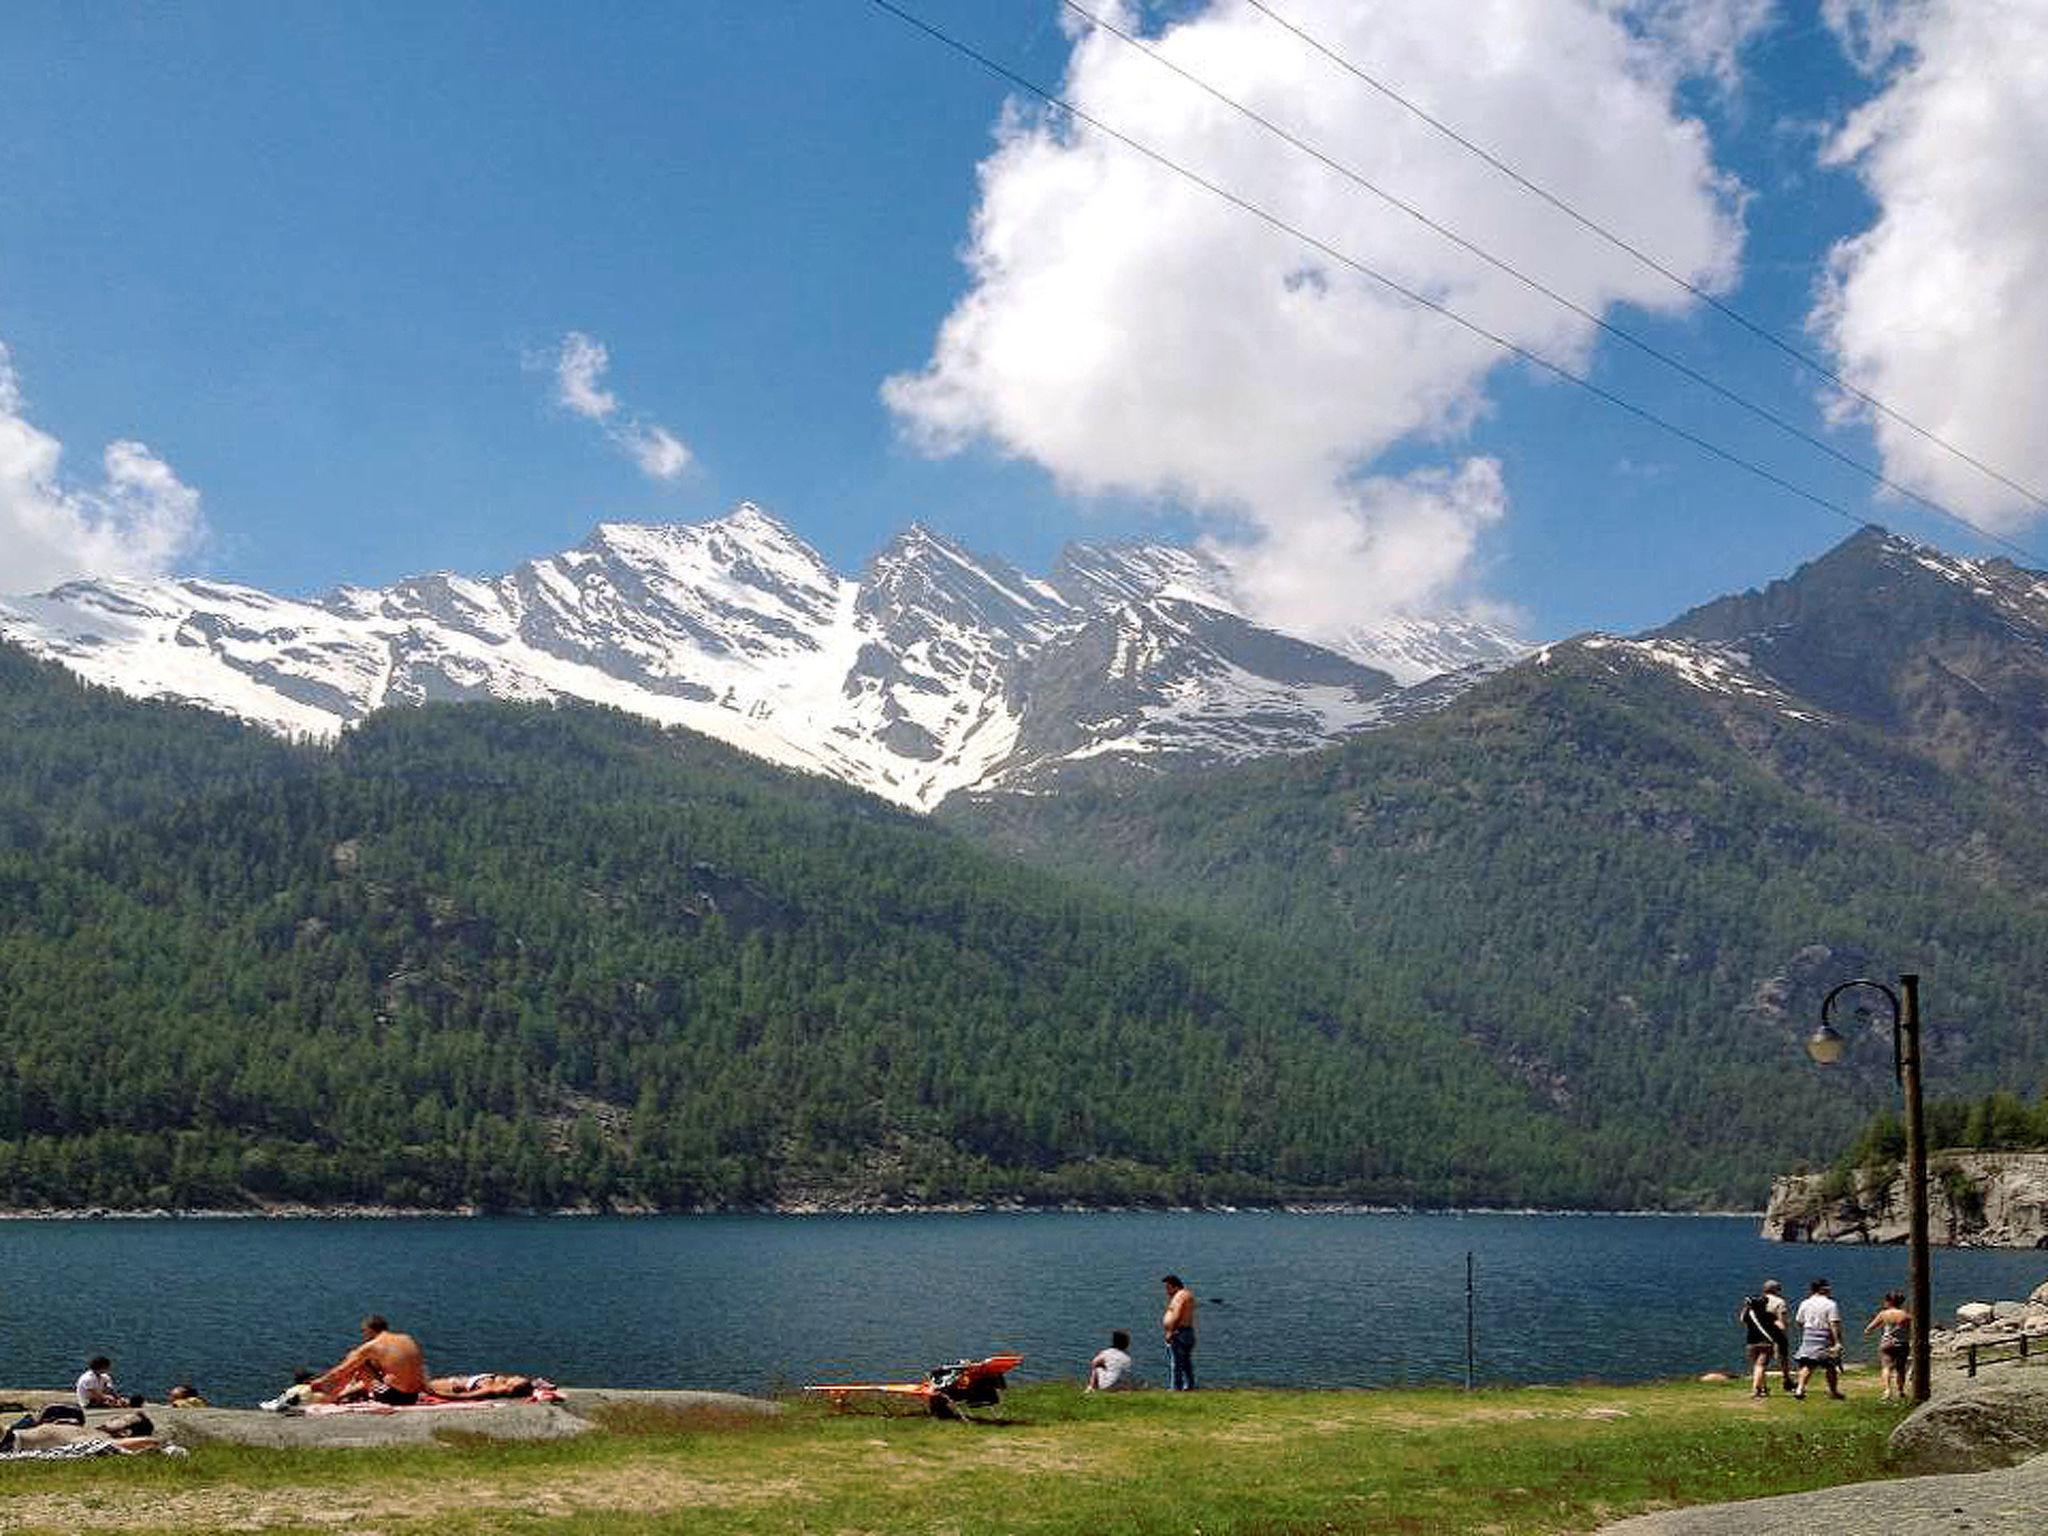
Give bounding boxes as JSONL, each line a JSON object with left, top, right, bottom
{"left": 0, "top": 1380, "right": 1909, "bottom": 1535}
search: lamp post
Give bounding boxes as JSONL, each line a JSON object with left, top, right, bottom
{"left": 1807, "top": 974, "right": 1930, "bottom": 1403}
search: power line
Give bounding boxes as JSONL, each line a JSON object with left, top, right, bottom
{"left": 1241, "top": 0, "right": 2048, "bottom": 522}
{"left": 1056, "top": 0, "right": 2045, "bottom": 568}
{"left": 861, "top": 0, "right": 1957, "bottom": 551}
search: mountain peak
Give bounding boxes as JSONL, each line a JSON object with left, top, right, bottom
{"left": 0, "top": 500, "right": 1549, "bottom": 810}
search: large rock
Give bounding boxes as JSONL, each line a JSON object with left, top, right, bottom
{"left": 1762, "top": 1152, "right": 2048, "bottom": 1247}
{"left": 2030, "top": 1281, "right": 2048, "bottom": 1307}
{"left": 1961, "top": 1302, "right": 1998, "bottom": 1326}
{"left": 1892, "top": 1374, "right": 2048, "bottom": 1473}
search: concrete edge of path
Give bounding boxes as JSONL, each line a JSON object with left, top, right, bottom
{"left": 1594, "top": 1451, "right": 2048, "bottom": 1536}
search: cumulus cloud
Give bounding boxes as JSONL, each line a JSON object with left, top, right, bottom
{"left": 1214, "top": 457, "right": 1508, "bottom": 628}
{"left": 885, "top": 0, "right": 1748, "bottom": 640}
{"left": 1608, "top": 0, "right": 1777, "bottom": 90}
{"left": 546, "top": 331, "right": 693, "bottom": 484}
{"left": 0, "top": 341, "right": 203, "bottom": 595}
{"left": 1813, "top": 0, "right": 2048, "bottom": 531}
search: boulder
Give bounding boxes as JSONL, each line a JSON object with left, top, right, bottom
{"left": 2029, "top": 1280, "right": 2048, "bottom": 1307}
{"left": 1959, "top": 1302, "right": 1997, "bottom": 1326}
{"left": 1698, "top": 1371, "right": 1731, "bottom": 1383}
{"left": 1891, "top": 1375, "right": 2048, "bottom": 1473}
{"left": 1994, "top": 1300, "right": 2032, "bottom": 1320}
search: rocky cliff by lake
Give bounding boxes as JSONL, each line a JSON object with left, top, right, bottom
{"left": 1763, "top": 1151, "right": 2048, "bottom": 1247}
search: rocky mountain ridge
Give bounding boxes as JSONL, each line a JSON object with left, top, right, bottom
{"left": 0, "top": 503, "right": 1522, "bottom": 809}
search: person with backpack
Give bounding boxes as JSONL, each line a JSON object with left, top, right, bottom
{"left": 1758, "top": 1279, "right": 1794, "bottom": 1391}
{"left": 1739, "top": 1289, "right": 1781, "bottom": 1398}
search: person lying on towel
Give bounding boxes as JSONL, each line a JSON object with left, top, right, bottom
{"left": 307, "top": 1314, "right": 429, "bottom": 1406}
{"left": 426, "top": 1373, "right": 535, "bottom": 1401}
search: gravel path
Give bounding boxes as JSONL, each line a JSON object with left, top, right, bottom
{"left": 1597, "top": 1452, "right": 2048, "bottom": 1535}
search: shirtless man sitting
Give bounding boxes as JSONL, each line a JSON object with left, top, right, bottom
{"left": 308, "top": 1315, "right": 430, "bottom": 1406}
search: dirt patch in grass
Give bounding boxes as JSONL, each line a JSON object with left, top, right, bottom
{"left": 0, "top": 1466, "right": 816, "bottom": 1535}
{"left": 583, "top": 1400, "right": 789, "bottom": 1438}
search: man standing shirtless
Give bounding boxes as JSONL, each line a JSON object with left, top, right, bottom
{"left": 308, "top": 1314, "right": 430, "bottom": 1405}
{"left": 1162, "top": 1275, "right": 1197, "bottom": 1391}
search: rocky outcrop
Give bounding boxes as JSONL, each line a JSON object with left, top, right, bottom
{"left": 1761, "top": 1151, "right": 2048, "bottom": 1247}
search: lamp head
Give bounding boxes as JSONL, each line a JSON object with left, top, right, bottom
{"left": 1806, "top": 1022, "right": 1847, "bottom": 1066}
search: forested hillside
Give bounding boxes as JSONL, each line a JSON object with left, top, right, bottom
{"left": 952, "top": 635, "right": 2048, "bottom": 1200}
{"left": 8, "top": 533, "right": 2045, "bottom": 1213}
{"left": 0, "top": 642, "right": 1613, "bottom": 1211}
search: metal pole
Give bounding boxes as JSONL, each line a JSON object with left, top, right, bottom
{"left": 1465, "top": 1251, "right": 1475, "bottom": 1392}
{"left": 1901, "top": 974, "right": 1932, "bottom": 1404}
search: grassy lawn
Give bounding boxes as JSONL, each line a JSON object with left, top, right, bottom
{"left": 0, "top": 1380, "right": 1908, "bottom": 1535}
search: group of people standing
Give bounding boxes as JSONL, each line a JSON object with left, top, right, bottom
{"left": 1086, "top": 1274, "right": 1199, "bottom": 1393}
{"left": 1740, "top": 1277, "right": 1915, "bottom": 1402}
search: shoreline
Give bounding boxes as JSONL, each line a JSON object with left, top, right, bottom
{"left": 0, "top": 1201, "right": 1766, "bottom": 1222}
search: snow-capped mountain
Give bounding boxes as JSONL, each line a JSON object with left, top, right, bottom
{"left": 0, "top": 503, "right": 1525, "bottom": 809}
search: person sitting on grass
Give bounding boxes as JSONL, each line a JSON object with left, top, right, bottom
{"left": 307, "top": 1315, "right": 430, "bottom": 1406}
{"left": 1086, "top": 1331, "right": 1134, "bottom": 1392}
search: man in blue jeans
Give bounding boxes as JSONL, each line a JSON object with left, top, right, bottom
{"left": 1162, "top": 1274, "right": 1198, "bottom": 1390}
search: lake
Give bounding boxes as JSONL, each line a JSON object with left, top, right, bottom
{"left": 2, "top": 1212, "right": 2042, "bottom": 1407}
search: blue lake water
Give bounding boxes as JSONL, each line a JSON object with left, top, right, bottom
{"left": 1, "top": 1212, "right": 2041, "bottom": 1407}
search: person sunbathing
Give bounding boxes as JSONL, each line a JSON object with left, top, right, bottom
{"left": 2, "top": 1410, "right": 160, "bottom": 1455}
{"left": 425, "top": 1373, "right": 534, "bottom": 1401}
{"left": 307, "top": 1315, "right": 429, "bottom": 1406}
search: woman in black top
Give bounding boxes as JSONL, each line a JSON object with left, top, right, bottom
{"left": 1740, "top": 1292, "right": 1784, "bottom": 1398}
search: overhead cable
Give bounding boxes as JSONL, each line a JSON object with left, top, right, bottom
{"left": 864, "top": 0, "right": 1959, "bottom": 549}
{"left": 1240, "top": 0, "right": 2048, "bottom": 521}
{"left": 1056, "top": 0, "right": 2043, "bottom": 567}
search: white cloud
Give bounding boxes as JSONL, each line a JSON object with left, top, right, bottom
{"left": 620, "top": 422, "right": 692, "bottom": 483}
{"left": 0, "top": 341, "right": 204, "bottom": 596}
{"left": 546, "top": 331, "right": 694, "bottom": 484}
{"left": 555, "top": 331, "right": 620, "bottom": 421}
{"left": 1813, "top": 0, "right": 2048, "bottom": 531}
{"left": 1607, "top": 0, "right": 1777, "bottom": 90}
{"left": 1212, "top": 457, "right": 1508, "bottom": 630}
{"left": 1819, "top": 0, "right": 1927, "bottom": 73}
{"left": 885, "top": 0, "right": 1746, "bottom": 640}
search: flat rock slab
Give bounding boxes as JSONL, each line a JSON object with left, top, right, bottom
{"left": 163, "top": 1400, "right": 594, "bottom": 1448}
{"left": 1598, "top": 1451, "right": 2048, "bottom": 1536}
{"left": 2, "top": 1388, "right": 777, "bottom": 1451}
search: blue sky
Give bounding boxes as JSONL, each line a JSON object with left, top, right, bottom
{"left": 2, "top": 1, "right": 2041, "bottom": 643}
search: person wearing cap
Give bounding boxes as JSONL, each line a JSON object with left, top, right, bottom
{"left": 1792, "top": 1277, "right": 1846, "bottom": 1401}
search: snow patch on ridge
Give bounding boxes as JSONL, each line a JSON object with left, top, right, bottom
{"left": 1580, "top": 635, "right": 1825, "bottom": 723}
{"left": 0, "top": 503, "right": 1521, "bottom": 809}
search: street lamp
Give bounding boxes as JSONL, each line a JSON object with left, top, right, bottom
{"left": 1807, "top": 975, "right": 1931, "bottom": 1403}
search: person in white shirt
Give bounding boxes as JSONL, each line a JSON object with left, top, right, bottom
{"left": 1086, "top": 1330, "right": 1134, "bottom": 1392}
{"left": 76, "top": 1354, "right": 137, "bottom": 1408}
{"left": 1792, "top": 1277, "right": 1846, "bottom": 1401}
